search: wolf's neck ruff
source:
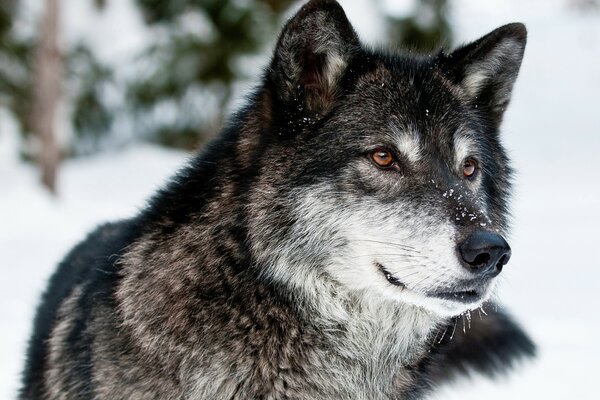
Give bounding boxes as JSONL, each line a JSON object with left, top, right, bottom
{"left": 284, "top": 273, "right": 442, "bottom": 364}
{"left": 256, "top": 250, "right": 444, "bottom": 396}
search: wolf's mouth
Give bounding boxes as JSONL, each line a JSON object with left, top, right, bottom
{"left": 376, "top": 262, "right": 486, "bottom": 304}
{"left": 376, "top": 263, "right": 406, "bottom": 288}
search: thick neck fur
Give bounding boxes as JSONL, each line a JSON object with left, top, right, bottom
{"left": 117, "top": 221, "right": 442, "bottom": 398}
{"left": 256, "top": 256, "right": 443, "bottom": 396}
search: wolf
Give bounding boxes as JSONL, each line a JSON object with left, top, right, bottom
{"left": 20, "top": 1, "right": 535, "bottom": 399}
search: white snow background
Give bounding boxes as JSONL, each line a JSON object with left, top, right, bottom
{"left": 1, "top": 0, "right": 599, "bottom": 398}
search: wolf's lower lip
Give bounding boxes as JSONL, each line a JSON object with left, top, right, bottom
{"left": 430, "top": 290, "right": 482, "bottom": 303}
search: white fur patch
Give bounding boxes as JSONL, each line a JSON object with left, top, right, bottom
{"left": 453, "top": 134, "right": 476, "bottom": 166}
{"left": 463, "top": 70, "right": 489, "bottom": 97}
{"left": 390, "top": 124, "right": 422, "bottom": 164}
{"left": 325, "top": 53, "right": 347, "bottom": 88}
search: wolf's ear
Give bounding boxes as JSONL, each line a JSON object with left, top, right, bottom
{"left": 439, "top": 23, "right": 527, "bottom": 125}
{"left": 267, "top": 0, "right": 359, "bottom": 119}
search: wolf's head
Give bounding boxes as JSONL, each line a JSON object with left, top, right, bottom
{"left": 244, "top": 0, "right": 526, "bottom": 317}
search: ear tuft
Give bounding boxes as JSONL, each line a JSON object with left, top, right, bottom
{"left": 268, "top": 0, "right": 360, "bottom": 117}
{"left": 439, "top": 23, "right": 527, "bottom": 124}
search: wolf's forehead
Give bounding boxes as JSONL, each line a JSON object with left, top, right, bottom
{"left": 387, "top": 123, "right": 479, "bottom": 164}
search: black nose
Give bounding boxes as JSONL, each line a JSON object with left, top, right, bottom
{"left": 459, "top": 230, "right": 511, "bottom": 277}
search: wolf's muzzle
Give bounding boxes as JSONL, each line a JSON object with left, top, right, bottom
{"left": 459, "top": 230, "right": 511, "bottom": 277}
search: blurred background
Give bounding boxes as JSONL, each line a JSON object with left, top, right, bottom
{"left": 1, "top": 0, "right": 599, "bottom": 398}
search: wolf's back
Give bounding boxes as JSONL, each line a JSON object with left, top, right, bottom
{"left": 20, "top": 220, "right": 141, "bottom": 399}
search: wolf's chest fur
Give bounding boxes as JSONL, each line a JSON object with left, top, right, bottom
{"left": 182, "top": 293, "right": 438, "bottom": 399}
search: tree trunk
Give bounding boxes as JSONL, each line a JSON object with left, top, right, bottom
{"left": 32, "top": 0, "right": 62, "bottom": 194}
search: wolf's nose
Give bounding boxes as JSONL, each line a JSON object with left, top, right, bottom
{"left": 459, "top": 230, "right": 511, "bottom": 277}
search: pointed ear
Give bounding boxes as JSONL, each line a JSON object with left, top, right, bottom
{"left": 267, "top": 0, "right": 360, "bottom": 118}
{"left": 439, "top": 23, "right": 527, "bottom": 125}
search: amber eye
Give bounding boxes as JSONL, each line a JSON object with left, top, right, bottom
{"left": 463, "top": 158, "right": 478, "bottom": 178}
{"left": 370, "top": 148, "right": 396, "bottom": 168}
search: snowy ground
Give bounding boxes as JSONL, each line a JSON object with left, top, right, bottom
{"left": 2, "top": 0, "right": 600, "bottom": 399}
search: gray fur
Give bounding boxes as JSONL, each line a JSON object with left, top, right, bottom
{"left": 20, "top": 1, "right": 535, "bottom": 399}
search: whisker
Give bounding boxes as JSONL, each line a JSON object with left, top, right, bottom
{"left": 437, "top": 325, "right": 449, "bottom": 344}
{"left": 392, "top": 270, "right": 422, "bottom": 281}
{"left": 352, "top": 253, "right": 429, "bottom": 259}
{"left": 466, "top": 310, "right": 472, "bottom": 330}
{"left": 449, "top": 318, "right": 458, "bottom": 341}
{"left": 348, "top": 239, "right": 418, "bottom": 251}
{"left": 410, "top": 271, "right": 439, "bottom": 288}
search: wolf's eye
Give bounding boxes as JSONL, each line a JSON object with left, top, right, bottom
{"left": 370, "top": 148, "right": 396, "bottom": 169}
{"left": 463, "top": 159, "right": 478, "bottom": 178}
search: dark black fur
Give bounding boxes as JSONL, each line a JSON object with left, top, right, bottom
{"left": 21, "top": 1, "right": 535, "bottom": 398}
{"left": 21, "top": 221, "right": 141, "bottom": 398}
